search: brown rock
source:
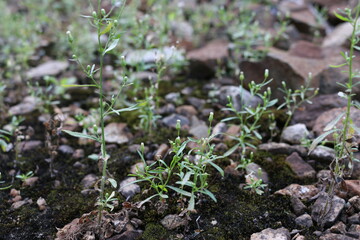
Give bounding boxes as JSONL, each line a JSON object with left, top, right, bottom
{"left": 160, "top": 214, "right": 188, "bottom": 230}
{"left": 286, "top": 152, "right": 316, "bottom": 179}
{"left": 313, "top": 107, "right": 360, "bottom": 140}
{"left": 26, "top": 60, "right": 69, "bottom": 79}
{"left": 154, "top": 143, "right": 169, "bottom": 160}
{"left": 22, "top": 177, "right": 39, "bottom": 187}
{"left": 275, "top": 184, "right": 319, "bottom": 200}
{"left": 289, "top": 41, "right": 323, "bottom": 59}
{"left": 345, "top": 180, "right": 360, "bottom": 197}
{"left": 292, "top": 94, "right": 347, "bottom": 129}
{"left": 187, "top": 39, "right": 228, "bottom": 78}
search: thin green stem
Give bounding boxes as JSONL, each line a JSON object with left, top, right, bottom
{"left": 339, "top": 7, "right": 360, "bottom": 160}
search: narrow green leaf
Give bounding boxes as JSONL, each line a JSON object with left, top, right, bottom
{"left": 324, "top": 112, "right": 345, "bottom": 131}
{"left": 104, "top": 38, "right": 120, "bottom": 54}
{"left": 108, "top": 178, "right": 117, "bottom": 188}
{"left": 62, "top": 130, "right": 99, "bottom": 141}
{"left": 207, "top": 160, "right": 224, "bottom": 176}
{"left": 200, "top": 189, "right": 217, "bottom": 202}
{"left": 330, "top": 63, "right": 347, "bottom": 68}
{"left": 167, "top": 185, "right": 192, "bottom": 197}
{"left": 309, "top": 129, "right": 339, "bottom": 153}
{"left": 62, "top": 84, "right": 97, "bottom": 88}
{"left": 334, "top": 12, "right": 350, "bottom": 22}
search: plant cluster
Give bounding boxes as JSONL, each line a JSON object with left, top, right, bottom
{"left": 309, "top": 5, "right": 360, "bottom": 202}
{"left": 130, "top": 114, "right": 233, "bottom": 211}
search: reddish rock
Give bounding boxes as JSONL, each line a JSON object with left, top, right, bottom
{"left": 313, "top": 107, "right": 360, "bottom": 140}
{"left": 292, "top": 94, "right": 347, "bottom": 129}
{"left": 275, "top": 184, "right": 319, "bottom": 201}
{"left": 289, "top": 41, "right": 323, "bottom": 59}
{"left": 104, "top": 123, "right": 133, "bottom": 145}
{"left": 187, "top": 39, "right": 228, "bottom": 78}
{"left": 286, "top": 152, "right": 316, "bottom": 179}
{"left": 345, "top": 180, "right": 360, "bottom": 197}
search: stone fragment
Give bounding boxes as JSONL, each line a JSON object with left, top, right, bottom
{"left": 281, "top": 124, "right": 310, "bottom": 145}
{"left": 36, "top": 197, "right": 47, "bottom": 211}
{"left": 187, "top": 39, "right": 228, "bottom": 78}
{"left": 275, "top": 184, "right": 319, "bottom": 201}
{"left": 348, "top": 213, "right": 360, "bottom": 225}
{"left": 58, "top": 145, "right": 74, "bottom": 155}
{"left": 176, "top": 105, "right": 197, "bottom": 118}
{"left": 345, "top": 180, "right": 360, "bottom": 197}
{"left": 323, "top": 21, "right": 355, "bottom": 48}
{"left": 313, "top": 107, "right": 360, "bottom": 141}
{"left": 165, "top": 92, "right": 181, "bottom": 104}
{"left": 154, "top": 144, "right": 169, "bottom": 160}
{"left": 285, "top": 152, "right": 316, "bottom": 179}
{"left": 9, "top": 96, "right": 40, "bottom": 116}
{"left": 308, "top": 146, "right": 335, "bottom": 163}
{"left": 162, "top": 114, "right": 190, "bottom": 129}
{"left": 171, "top": 21, "right": 193, "bottom": 41}
{"left": 11, "top": 198, "right": 33, "bottom": 209}
{"left": 290, "top": 196, "right": 307, "bottom": 216}
{"left": 72, "top": 149, "right": 85, "bottom": 159}
{"left": 16, "top": 140, "right": 42, "bottom": 152}
{"left": 189, "top": 116, "right": 208, "bottom": 139}
{"left": 160, "top": 214, "right": 188, "bottom": 230}
{"left": 319, "top": 233, "right": 357, "bottom": 240}
{"left": 292, "top": 94, "right": 347, "bottom": 129}
{"left": 311, "top": 192, "right": 345, "bottom": 227}
{"left": 119, "top": 177, "right": 140, "bottom": 200}
{"left": 329, "top": 221, "right": 347, "bottom": 234}
{"left": 218, "top": 86, "right": 261, "bottom": 112}
{"left": 289, "top": 41, "right": 323, "bottom": 59}
{"left": 349, "top": 196, "right": 360, "bottom": 212}
{"left": 245, "top": 162, "right": 269, "bottom": 184}
{"left": 250, "top": 227, "right": 290, "bottom": 240}
{"left": 104, "top": 123, "right": 133, "bottom": 145}
{"left": 259, "top": 142, "right": 307, "bottom": 157}
{"left": 125, "top": 47, "right": 184, "bottom": 66}
{"left": 81, "top": 174, "right": 98, "bottom": 189}
{"left": 295, "top": 213, "right": 313, "bottom": 228}
{"left": 26, "top": 60, "right": 68, "bottom": 79}
{"left": 23, "top": 177, "right": 39, "bottom": 187}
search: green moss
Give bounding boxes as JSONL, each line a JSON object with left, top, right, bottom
{"left": 142, "top": 223, "right": 168, "bottom": 240}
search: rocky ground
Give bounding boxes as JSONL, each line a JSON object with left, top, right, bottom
{"left": 1, "top": 0, "right": 360, "bottom": 239}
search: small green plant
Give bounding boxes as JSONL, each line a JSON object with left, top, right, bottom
{"left": 244, "top": 169, "right": 267, "bottom": 195}
{"left": 130, "top": 114, "right": 232, "bottom": 211}
{"left": 278, "top": 74, "right": 319, "bottom": 128}
{"left": 0, "top": 129, "right": 11, "bottom": 152}
{"left": 222, "top": 70, "right": 277, "bottom": 150}
{"left": 16, "top": 171, "right": 34, "bottom": 182}
{"left": 95, "top": 191, "right": 117, "bottom": 212}
{"left": 63, "top": 0, "right": 137, "bottom": 225}
{"left": 309, "top": 4, "right": 360, "bottom": 226}
{"left": 0, "top": 172, "right": 11, "bottom": 190}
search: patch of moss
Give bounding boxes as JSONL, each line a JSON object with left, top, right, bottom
{"left": 142, "top": 223, "right": 168, "bottom": 240}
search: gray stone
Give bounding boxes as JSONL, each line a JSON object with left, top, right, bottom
{"left": 295, "top": 214, "right": 313, "bottom": 228}
{"left": 125, "top": 47, "right": 184, "bottom": 66}
{"left": 119, "top": 177, "right": 140, "bottom": 200}
{"left": 9, "top": 96, "right": 40, "bottom": 116}
{"left": 319, "top": 233, "right": 358, "bottom": 240}
{"left": 250, "top": 227, "right": 290, "bottom": 240}
{"left": 245, "top": 163, "right": 269, "bottom": 184}
{"left": 285, "top": 152, "right": 316, "bottom": 179}
{"left": 189, "top": 116, "right": 208, "bottom": 139}
{"left": 348, "top": 213, "right": 360, "bottom": 225}
{"left": 349, "top": 196, "right": 360, "bottom": 212}
{"left": 308, "top": 146, "right": 335, "bottom": 163}
{"left": 58, "top": 145, "right": 74, "bottom": 155}
{"left": 81, "top": 174, "right": 98, "bottom": 189}
{"left": 218, "top": 86, "right": 261, "bottom": 112}
{"left": 162, "top": 114, "right": 190, "bottom": 129}
{"left": 160, "top": 214, "right": 188, "bottom": 230}
{"left": 329, "top": 221, "right": 347, "bottom": 234}
{"left": 171, "top": 21, "right": 193, "bottom": 41}
{"left": 165, "top": 92, "right": 181, "bottom": 104}
{"left": 259, "top": 142, "right": 307, "bottom": 157}
{"left": 26, "top": 60, "right": 68, "bottom": 79}
{"left": 311, "top": 192, "right": 345, "bottom": 227}
{"left": 281, "top": 124, "right": 310, "bottom": 145}
{"left": 290, "top": 196, "right": 307, "bottom": 216}
{"left": 104, "top": 123, "right": 133, "bottom": 145}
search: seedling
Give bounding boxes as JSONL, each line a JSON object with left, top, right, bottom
{"left": 16, "top": 171, "right": 34, "bottom": 182}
